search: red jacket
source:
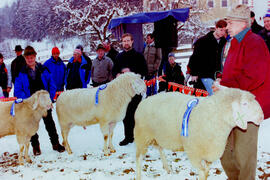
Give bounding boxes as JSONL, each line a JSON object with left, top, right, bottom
{"left": 221, "top": 30, "right": 270, "bottom": 119}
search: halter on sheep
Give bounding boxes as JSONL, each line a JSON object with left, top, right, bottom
{"left": 56, "top": 72, "right": 146, "bottom": 156}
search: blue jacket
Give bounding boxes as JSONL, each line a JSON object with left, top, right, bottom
{"left": 66, "top": 56, "right": 91, "bottom": 88}
{"left": 44, "top": 56, "right": 66, "bottom": 91}
{"left": 14, "top": 63, "right": 56, "bottom": 101}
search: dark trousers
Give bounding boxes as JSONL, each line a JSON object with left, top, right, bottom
{"left": 3, "top": 91, "right": 9, "bottom": 98}
{"left": 30, "top": 109, "right": 59, "bottom": 147}
{"left": 122, "top": 95, "right": 142, "bottom": 140}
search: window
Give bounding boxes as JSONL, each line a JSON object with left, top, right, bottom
{"left": 207, "top": 0, "right": 214, "bottom": 8}
{"left": 221, "top": 0, "right": 227, "bottom": 7}
{"left": 242, "top": 0, "right": 248, "bottom": 5}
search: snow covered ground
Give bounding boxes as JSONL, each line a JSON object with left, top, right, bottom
{"left": 0, "top": 103, "right": 269, "bottom": 180}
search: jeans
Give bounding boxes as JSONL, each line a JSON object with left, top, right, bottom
{"left": 201, "top": 78, "right": 214, "bottom": 96}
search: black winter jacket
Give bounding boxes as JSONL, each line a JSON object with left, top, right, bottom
{"left": 188, "top": 31, "right": 226, "bottom": 79}
{"left": 259, "top": 28, "right": 270, "bottom": 51}
{"left": 113, "top": 48, "right": 147, "bottom": 78}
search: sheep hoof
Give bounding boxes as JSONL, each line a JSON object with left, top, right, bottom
{"left": 110, "top": 149, "right": 116, "bottom": 153}
{"left": 26, "top": 159, "right": 32, "bottom": 164}
{"left": 19, "top": 161, "right": 24, "bottom": 166}
{"left": 104, "top": 153, "right": 111, "bottom": 156}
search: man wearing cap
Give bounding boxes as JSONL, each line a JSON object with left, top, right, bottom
{"left": 43, "top": 47, "right": 66, "bottom": 92}
{"left": 259, "top": 11, "right": 270, "bottom": 51}
{"left": 188, "top": 19, "right": 227, "bottom": 95}
{"left": 11, "top": 45, "right": 26, "bottom": 85}
{"left": 66, "top": 48, "right": 91, "bottom": 90}
{"left": 220, "top": 5, "right": 270, "bottom": 180}
{"left": 14, "top": 46, "right": 65, "bottom": 155}
{"left": 91, "top": 44, "right": 113, "bottom": 87}
{"left": 113, "top": 33, "right": 147, "bottom": 146}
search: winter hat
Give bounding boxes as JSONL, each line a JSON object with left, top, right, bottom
{"left": 14, "top": 45, "right": 24, "bottom": 52}
{"left": 73, "top": 49, "right": 82, "bottom": 55}
{"left": 52, "top": 47, "right": 60, "bottom": 55}
{"left": 168, "top": 52, "right": 175, "bottom": 58}
{"left": 226, "top": 5, "right": 251, "bottom": 26}
{"left": 96, "top": 44, "right": 106, "bottom": 51}
{"left": 264, "top": 9, "right": 270, "bottom": 18}
{"left": 76, "top": 45, "right": 83, "bottom": 51}
{"left": 23, "top": 46, "right": 37, "bottom": 56}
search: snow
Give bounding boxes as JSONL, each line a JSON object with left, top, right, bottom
{"left": 0, "top": 103, "right": 269, "bottom": 180}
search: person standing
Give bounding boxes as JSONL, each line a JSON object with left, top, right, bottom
{"left": 188, "top": 19, "right": 227, "bottom": 95}
{"left": 103, "top": 38, "right": 119, "bottom": 65}
{"left": 0, "top": 53, "right": 12, "bottom": 97}
{"left": 91, "top": 44, "right": 113, "bottom": 87}
{"left": 143, "top": 33, "right": 162, "bottom": 96}
{"left": 250, "top": 11, "right": 263, "bottom": 34}
{"left": 11, "top": 45, "right": 26, "bottom": 85}
{"left": 220, "top": 5, "right": 270, "bottom": 180}
{"left": 259, "top": 11, "right": 270, "bottom": 51}
{"left": 75, "top": 45, "right": 92, "bottom": 80}
{"left": 43, "top": 47, "right": 66, "bottom": 92}
{"left": 113, "top": 33, "right": 147, "bottom": 146}
{"left": 14, "top": 46, "right": 65, "bottom": 155}
{"left": 66, "top": 49, "right": 91, "bottom": 90}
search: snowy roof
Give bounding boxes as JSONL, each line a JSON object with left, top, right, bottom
{"left": 108, "top": 8, "right": 190, "bottom": 29}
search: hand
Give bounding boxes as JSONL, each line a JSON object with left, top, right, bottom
{"left": 6, "top": 87, "right": 11, "bottom": 93}
{"left": 212, "top": 78, "right": 221, "bottom": 92}
{"left": 191, "top": 76, "right": 198, "bottom": 82}
{"left": 121, "top": 68, "right": 131, "bottom": 73}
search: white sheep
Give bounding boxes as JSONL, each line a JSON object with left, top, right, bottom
{"left": 134, "top": 86, "right": 264, "bottom": 180}
{"left": 0, "top": 90, "right": 52, "bottom": 165}
{"left": 56, "top": 72, "right": 146, "bottom": 156}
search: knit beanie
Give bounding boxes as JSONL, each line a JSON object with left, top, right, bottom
{"left": 264, "top": 9, "right": 270, "bottom": 18}
{"left": 226, "top": 5, "right": 251, "bottom": 26}
{"left": 73, "top": 49, "right": 82, "bottom": 55}
{"left": 52, "top": 47, "right": 60, "bottom": 55}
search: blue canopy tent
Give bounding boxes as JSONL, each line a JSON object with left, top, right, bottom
{"left": 108, "top": 8, "right": 190, "bottom": 53}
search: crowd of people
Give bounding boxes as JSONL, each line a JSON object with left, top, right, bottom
{"left": 0, "top": 4, "right": 270, "bottom": 180}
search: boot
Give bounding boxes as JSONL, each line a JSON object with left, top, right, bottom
{"left": 119, "top": 138, "right": 134, "bottom": 146}
{"left": 33, "top": 145, "right": 41, "bottom": 156}
{"left": 52, "top": 143, "right": 65, "bottom": 153}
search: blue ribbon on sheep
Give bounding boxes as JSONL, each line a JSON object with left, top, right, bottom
{"left": 95, "top": 84, "right": 107, "bottom": 105}
{"left": 181, "top": 98, "right": 199, "bottom": 137}
{"left": 10, "top": 98, "right": 23, "bottom": 117}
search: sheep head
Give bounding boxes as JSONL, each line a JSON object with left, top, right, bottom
{"left": 31, "top": 90, "right": 52, "bottom": 111}
{"left": 118, "top": 72, "right": 146, "bottom": 96}
{"left": 231, "top": 90, "right": 264, "bottom": 130}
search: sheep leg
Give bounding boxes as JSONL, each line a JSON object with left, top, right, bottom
{"left": 61, "top": 125, "right": 72, "bottom": 154}
{"left": 190, "top": 158, "right": 208, "bottom": 180}
{"left": 24, "top": 142, "right": 32, "bottom": 163}
{"left": 156, "top": 145, "right": 172, "bottom": 173}
{"left": 108, "top": 122, "right": 116, "bottom": 153}
{"left": 18, "top": 144, "right": 24, "bottom": 165}
{"left": 136, "top": 148, "right": 143, "bottom": 180}
{"left": 100, "top": 123, "right": 110, "bottom": 156}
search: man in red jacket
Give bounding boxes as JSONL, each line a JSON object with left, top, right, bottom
{"left": 220, "top": 5, "right": 270, "bottom": 180}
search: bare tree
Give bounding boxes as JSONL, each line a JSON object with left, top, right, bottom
{"left": 54, "top": 0, "right": 140, "bottom": 49}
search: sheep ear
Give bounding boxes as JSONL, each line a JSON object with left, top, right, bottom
{"left": 132, "top": 78, "right": 144, "bottom": 94}
{"left": 232, "top": 101, "right": 247, "bottom": 130}
{"left": 32, "top": 92, "right": 39, "bottom": 110}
